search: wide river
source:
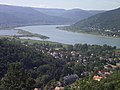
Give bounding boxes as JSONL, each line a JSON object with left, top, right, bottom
{"left": 17, "top": 25, "right": 120, "bottom": 48}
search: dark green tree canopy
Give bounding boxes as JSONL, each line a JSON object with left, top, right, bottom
{"left": 0, "top": 62, "right": 35, "bottom": 90}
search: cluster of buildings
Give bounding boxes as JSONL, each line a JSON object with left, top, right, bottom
{"left": 19, "top": 39, "right": 120, "bottom": 89}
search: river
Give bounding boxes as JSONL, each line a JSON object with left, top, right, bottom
{"left": 10, "top": 25, "right": 120, "bottom": 48}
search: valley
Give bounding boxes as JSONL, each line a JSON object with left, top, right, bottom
{"left": 0, "top": 3, "right": 120, "bottom": 90}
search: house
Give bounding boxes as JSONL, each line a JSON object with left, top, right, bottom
{"left": 93, "top": 75, "right": 103, "bottom": 81}
{"left": 114, "top": 50, "right": 120, "bottom": 57}
{"left": 34, "top": 88, "right": 41, "bottom": 90}
{"left": 116, "top": 63, "right": 120, "bottom": 67}
{"left": 54, "top": 86, "right": 64, "bottom": 90}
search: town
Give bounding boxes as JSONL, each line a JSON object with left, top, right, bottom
{"left": 17, "top": 38, "right": 120, "bottom": 90}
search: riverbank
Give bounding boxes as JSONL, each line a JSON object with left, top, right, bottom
{"left": 0, "top": 36, "right": 69, "bottom": 49}
{"left": 0, "top": 27, "right": 49, "bottom": 40}
{"left": 1, "top": 25, "right": 120, "bottom": 48}
{"left": 57, "top": 26, "right": 120, "bottom": 39}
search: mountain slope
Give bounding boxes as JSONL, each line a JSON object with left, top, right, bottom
{"left": 60, "top": 9, "right": 94, "bottom": 23}
{"left": 0, "top": 4, "right": 105, "bottom": 28}
{"left": 88, "top": 10, "right": 105, "bottom": 15}
{"left": 71, "top": 8, "right": 120, "bottom": 31}
{"left": 35, "top": 8, "right": 66, "bottom": 16}
{"left": 35, "top": 8, "right": 104, "bottom": 23}
{"left": 0, "top": 5, "right": 71, "bottom": 28}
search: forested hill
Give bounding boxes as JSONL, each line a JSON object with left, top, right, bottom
{"left": 0, "top": 5, "right": 71, "bottom": 28}
{"left": 0, "top": 38, "right": 119, "bottom": 89}
{"left": 36, "top": 8, "right": 104, "bottom": 23}
{"left": 70, "top": 7, "right": 120, "bottom": 31}
{"left": 0, "top": 4, "right": 105, "bottom": 28}
{"left": 60, "top": 9, "right": 104, "bottom": 23}
{"left": 0, "top": 38, "right": 64, "bottom": 90}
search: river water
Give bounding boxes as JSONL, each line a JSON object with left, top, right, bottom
{"left": 7, "top": 25, "right": 120, "bottom": 48}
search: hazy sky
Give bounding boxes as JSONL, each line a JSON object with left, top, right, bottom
{"left": 0, "top": 0, "right": 120, "bottom": 10}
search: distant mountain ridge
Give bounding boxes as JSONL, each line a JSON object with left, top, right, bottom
{"left": 61, "top": 7, "right": 120, "bottom": 37}
{"left": 35, "top": 8, "right": 105, "bottom": 23}
{"left": 0, "top": 4, "right": 104, "bottom": 28}
{"left": 70, "top": 7, "right": 120, "bottom": 31}
{"left": 0, "top": 5, "right": 71, "bottom": 28}
{"left": 35, "top": 8, "right": 66, "bottom": 16}
{"left": 60, "top": 9, "right": 105, "bottom": 23}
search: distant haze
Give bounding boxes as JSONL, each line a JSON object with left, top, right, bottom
{"left": 0, "top": 0, "right": 120, "bottom": 10}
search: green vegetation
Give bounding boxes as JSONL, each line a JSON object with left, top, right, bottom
{"left": 0, "top": 38, "right": 66, "bottom": 89}
{"left": 1, "top": 4, "right": 120, "bottom": 90}
{"left": 65, "top": 72, "right": 120, "bottom": 90}
{"left": 0, "top": 5, "right": 72, "bottom": 29}
{"left": 17, "top": 29, "right": 49, "bottom": 39}
{"left": 0, "top": 62, "right": 35, "bottom": 90}
{"left": 0, "top": 37, "right": 119, "bottom": 89}
{"left": 18, "top": 38, "right": 68, "bottom": 48}
{"left": 61, "top": 7, "right": 120, "bottom": 38}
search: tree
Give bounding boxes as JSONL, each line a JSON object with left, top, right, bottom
{"left": 0, "top": 62, "right": 35, "bottom": 90}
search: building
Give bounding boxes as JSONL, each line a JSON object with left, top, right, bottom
{"left": 34, "top": 88, "right": 41, "bottom": 90}
{"left": 54, "top": 86, "right": 64, "bottom": 90}
{"left": 93, "top": 75, "right": 103, "bottom": 81}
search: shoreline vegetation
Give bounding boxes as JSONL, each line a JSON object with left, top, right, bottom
{"left": 1, "top": 24, "right": 120, "bottom": 41}
{"left": 57, "top": 26, "right": 120, "bottom": 38}
{"left": 0, "top": 26, "right": 49, "bottom": 40}
{"left": 0, "top": 36, "right": 69, "bottom": 48}
{"left": 19, "top": 38, "right": 68, "bottom": 47}
{"left": 16, "top": 29, "right": 49, "bottom": 40}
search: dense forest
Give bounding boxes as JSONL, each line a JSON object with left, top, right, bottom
{"left": 0, "top": 38, "right": 66, "bottom": 89}
{"left": 0, "top": 37, "right": 119, "bottom": 90}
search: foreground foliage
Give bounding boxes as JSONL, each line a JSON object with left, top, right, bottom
{"left": 65, "top": 72, "right": 120, "bottom": 90}
{"left": 0, "top": 62, "right": 35, "bottom": 90}
{"left": 0, "top": 38, "right": 119, "bottom": 89}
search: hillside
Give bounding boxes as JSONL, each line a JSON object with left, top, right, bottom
{"left": 35, "top": 8, "right": 104, "bottom": 23}
{"left": 65, "top": 72, "right": 120, "bottom": 90}
{"left": 62, "top": 8, "right": 120, "bottom": 37}
{"left": 0, "top": 38, "right": 66, "bottom": 89}
{"left": 60, "top": 9, "right": 104, "bottom": 23}
{"left": 88, "top": 10, "right": 105, "bottom": 15}
{"left": 73, "top": 8, "right": 120, "bottom": 30}
{"left": 0, "top": 37, "right": 119, "bottom": 89}
{"left": 0, "top": 5, "right": 71, "bottom": 28}
{"left": 0, "top": 4, "right": 105, "bottom": 28}
{"left": 35, "top": 8, "right": 66, "bottom": 16}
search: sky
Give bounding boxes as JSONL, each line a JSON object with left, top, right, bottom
{"left": 0, "top": 0, "right": 120, "bottom": 10}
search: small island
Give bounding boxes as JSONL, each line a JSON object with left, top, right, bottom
{"left": 0, "top": 28, "right": 49, "bottom": 40}
{"left": 16, "top": 29, "right": 49, "bottom": 40}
